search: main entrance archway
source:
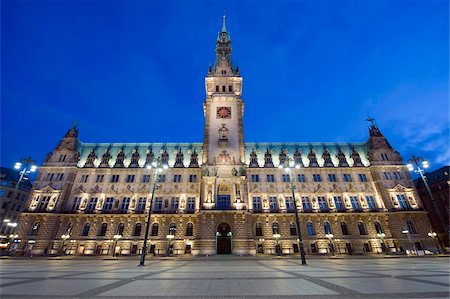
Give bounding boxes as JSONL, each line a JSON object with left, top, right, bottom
{"left": 216, "top": 223, "right": 232, "bottom": 254}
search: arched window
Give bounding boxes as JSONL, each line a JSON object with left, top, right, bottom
{"left": 81, "top": 223, "right": 90, "bottom": 236}
{"left": 341, "top": 222, "right": 349, "bottom": 235}
{"left": 151, "top": 223, "right": 159, "bottom": 236}
{"left": 222, "top": 85, "right": 226, "bottom": 92}
{"left": 216, "top": 85, "right": 219, "bottom": 92}
{"left": 186, "top": 223, "right": 193, "bottom": 236}
{"left": 323, "top": 222, "right": 332, "bottom": 234}
{"left": 272, "top": 222, "right": 279, "bottom": 234}
{"left": 116, "top": 223, "right": 124, "bottom": 235}
{"left": 290, "top": 222, "right": 297, "bottom": 235}
{"left": 228, "top": 85, "right": 232, "bottom": 92}
{"left": 98, "top": 223, "right": 107, "bottom": 236}
{"left": 132, "top": 223, "right": 142, "bottom": 236}
{"left": 374, "top": 221, "right": 383, "bottom": 234}
{"left": 358, "top": 222, "right": 367, "bottom": 235}
{"left": 255, "top": 222, "right": 263, "bottom": 236}
{"left": 406, "top": 220, "right": 418, "bottom": 234}
{"left": 28, "top": 222, "right": 40, "bottom": 236}
{"left": 169, "top": 223, "right": 176, "bottom": 235}
{"left": 64, "top": 222, "right": 73, "bottom": 235}
{"left": 306, "top": 222, "right": 316, "bottom": 236}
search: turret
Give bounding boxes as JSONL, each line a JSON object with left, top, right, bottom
{"left": 366, "top": 118, "right": 403, "bottom": 165}
{"left": 44, "top": 122, "right": 80, "bottom": 166}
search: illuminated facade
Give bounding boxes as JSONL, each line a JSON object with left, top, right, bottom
{"left": 16, "top": 17, "right": 434, "bottom": 256}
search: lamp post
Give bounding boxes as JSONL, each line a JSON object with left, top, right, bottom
{"left": 278, "top": 161, "right": 307, "bottom": 265}
{"left": 1, "top": 157, "right": 37, "bottom": 226}
{"left": 428, "top": 231, "right": 441, "bottom": 254}
{"left": 325, "top": 233, "right": 334, "bottom": 256}
{"left": 273, "top": 233, "right": 281, "bottom": 256}
{"left": 377, "top": 233, "right": 386, "bottom": 253}
{"left": 166, "top": 234, "right": 174, "bottom": 256}
{"left": 61, "top": 234, "right": 70, "bottom": 255}
{"left": 139, "top": 159, "right": 167, "bottom": 266}
{"left": 112, "top": 234, "right": 122, "bottom": 257}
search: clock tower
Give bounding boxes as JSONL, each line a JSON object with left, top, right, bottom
{"left": 202, "top": 15, "right": 245, "bottom": 168}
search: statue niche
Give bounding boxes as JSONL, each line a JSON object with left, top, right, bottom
{"left": 218, "top": 123, "right": 229, "bottom": 147}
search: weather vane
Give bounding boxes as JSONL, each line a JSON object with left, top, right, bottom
{"left": 365, "top": 117, "right": 376, "bottom": 127}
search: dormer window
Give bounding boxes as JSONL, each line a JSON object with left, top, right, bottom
{"left": 222, "top": 70, "right": 226, "bottom": 75}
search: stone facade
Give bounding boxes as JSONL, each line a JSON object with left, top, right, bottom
{"left": 15, "top": 16, "right": 435, "bottom": 256}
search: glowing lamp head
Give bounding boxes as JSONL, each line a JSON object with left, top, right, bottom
{"left": 295, "top": 164, "right": 301, "bottom": 169}
{"left": 151, "top": 161, "right": 157, "bottom": 167}
{"left": 422, "top": 160, "right": 429, "bottom": 168}
{"left": 30, "top": 165, "right": 37, "bottom": 172}
{"left": 146, "top": 165, "right": 152, "bottom": 169}
{"left": 278, "top": 165, "right": 284, "bottom": 169}
{"left": 14, "top": 162, "right": 21, "bottom": 169}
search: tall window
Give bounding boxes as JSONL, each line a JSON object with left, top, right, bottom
{"left": 120, "top": 197, "right": 130, "bottom": 211}
{"left": 306, "top": 222, "right": 315, "bottom": 236}
{"left": 255, "top": 222, "right": 263, "bottom": 236}
{"left": 86, "top": 197, "right": 98, "bottom": 211}
{"left": 396, "top": 194, "right": 409, "bottom": 209}
{"left": 272, "top": 222, "right": 279, "bottom": 234}
{"left": 80, "top": 174, "right": 89, "bottom": 183}
{"left": 173, "top": 174, "right": 182, "bottom": 183}
{"left": 103, "top": 197, "right": 114, "bottom": 212}
{"left": 111, "top": 175, "right": 120, "bottom": 183}
{"left": 170, "top": 197, "right": 179, "bottom": 210}
{"left": 358, "top": 174, "right": 367, "bottom": 182}
{"left": 301, "top": 196, "right": 311, "bottom": 210}
{"left": 374, "top": 221, "right": 383, "bottom": 234}
{"left": 282, "top": 174, "right": 290, "bottom": 182}
{"left": 133, "top": 223, "right": 142, "bottom": 236}
{"left": 266, "top": 174, "right": 275, "bottom": 182}
{"left": 366, "top": 196, "right": 376, "bottom": 209}
{"left": 343, "top": 174, "right": 352, "bottom": 182}
{"left": 318, "top": 196, "right": 327, "bottom": 210}
{"left": 323, "top": 222, "right": 332, "bottom": 234}
{"left": 186, "top": 223, "right": 194, "bottom": 236}
{"left": 269, "top": 196, "right": 278, "bottom": 210}
{"left": 350, "top": 196, "right": 359, "bottom": 209}
{"left": 37, "top": 196, "right": 50, "bottom": 211}
{"left": 187, "top": 197, "right": 195, "bottom": 211}
{"left": 169, "top": 223, "right": 176, "bottom": 235}
{"left": 154, "top": 197, "right": 163, "bottom": 211}
{"left": 98, "top": 223, "right": 107, "bottom": 236}
{"left": 313, "top": 174, "right": 321, "bottom": 182}
{"left": 290, "top": 223, "right": 297, "bottom": 235}
{"left": 189, "top": 174, "right": 197, "bottom": 183}
{"left": 358, "top": 222, "right": 367, "bottom": 235}
{"left": 285, "top": 197, "right": 295, "bottom": 211}
{"left": 251, "top": 175, "right": 259, "bottom": 182}
{"left": 297, "top": 174, "right": 306, "bottom": 182}
{"left": 81, "top": 223, "right": 90, "bottom": 236}
{"left": 142, "top": 175, "right": 151, "bottom": 183}
{"left": 406, "top": 220, "right": 418, "bottom": 234}
{"left": 334, "top": 196, "right": 344, "bottom": 211}
{"left": 252, "top": 197, "right": 261, "bottom": 210}
{"left": 136, "top": 197, "right": 146, "bottom": 212}
{"left": 28, "top": 222, "right": 40, "bottom": 236}
{"left": 151, "top": 223, "right": 159, "bottom": 236}
{"left": 158, "top": 174, "right": 166, "bottom": 182}
{"left": 341, "top": 222, "right": 349, "bottom": 235}
{"left": 72, "top": 196, "right": 82, "bottom": 211}
{"left": 328, "top": 174, "right": 337, "bottom": 182}
{"left": 96, "top": 175, "right": 104, "bottom": 183}
{"left": 126, "top": 175, "right": 135, "bottom": 183}
{"left": 116, "top": 223, "right": 125, "bottom": 235}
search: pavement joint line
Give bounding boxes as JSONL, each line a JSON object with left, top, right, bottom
{"left": 74, "top": 262, "right": 191, "bottom": 297}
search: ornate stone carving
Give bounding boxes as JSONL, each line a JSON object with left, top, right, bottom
{"left": 174, "top": 149, "right": 185, "bottom": 168}
{"left": 145, "top": 149, "right": 154, "bottom": 167}
{"left": 279, "top": 148, "right": 288, "bottom": 166}
{"left": 249, "top": 149, "right": 259, "bottom": 167}
{"left": 294, "top": 149, "right": 304, "bottom": 167}
{"left": 337, "top": 149, "right": 349, "bottom": 167}
{"left": 322, "top": 148, "right": 334, "bottom": 167}
{"left": 189, "top": 150, "right": 199, "bottom": 168}
{"left": 217, "top": 150, "right": 231, "bottom": 164}
{"left": 264, "top": 149, "right": 274, "bottom": 168}
{"left": 114, "top": 149, "right": 126, "bottom": 168}
{"left": 161, "top": 149, "right": 169, "bottom": 165}
{"left": 307, "top": 148, "right": 318, "bottom": 167}
{"left": 99, "top": 149, "right": 111, "bottom": 168}
{"left": 84, "top": 149, "right": 96, "bottom": 167}
{"left": 129, "top": 149, "right": 140, "bottom": 168}
{"left": 351, "top": 148, "right": 364, "bottom": 167}
{"left": 218, "top": 124, "right": 229, "bottom": 147}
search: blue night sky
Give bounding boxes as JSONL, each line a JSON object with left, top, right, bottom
{"left": 1, "top": 0, "right": 449, "bottom": 173}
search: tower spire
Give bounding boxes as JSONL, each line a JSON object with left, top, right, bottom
{"left": 214, "top": 14, "right": 234, "bottom": 75}
{"left": 222, "top": 14, "right": 227, "bottom": 32}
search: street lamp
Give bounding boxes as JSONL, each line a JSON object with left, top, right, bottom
{"left": 139, "top": 159, "right": 168, "bottom": 266}
{"left": 112, "top": 234, "right": 122, "bottom": 257}
{"left": 407, "top": 156, "right": 448, "bottom": 238}
{"left": 325, "top": 233, "right": 334, "bottom": 256}
{"left": 428, "top": 231, "right": 441, "bottom": 254}
{"left": 273, "top": 233, "right": 281, "bottom": 256}
{"left": 61, "top": 234, "right": 70, "bottom": 255}
{"left": 1, "top": 157, "right": 38, "bottom": 225}
{"left": 278, "top": 160, "right": 307, "bottom": 265}
{"left": 166, "top": 234, "right": 175, "bottom": 256}
{"left": 7, "top": 233, "right": 19, "bottom": 252}
{"left": 377, "top": 233, "right": 386, "bottom": 253}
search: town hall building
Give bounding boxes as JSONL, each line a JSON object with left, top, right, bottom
{"left": 15, "top": 16, "right": 433, "bottom": 256}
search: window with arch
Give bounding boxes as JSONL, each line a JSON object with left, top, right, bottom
{"left": 272, "top": 222, "right": 279, "bottom": 234}
{"left": 374, "top": 221, "right": 383, "bottom": 234}
{"left": 186, "top": 223, "right": 193, "bottom": 236}
{"left": 323, "top": 222, "right": 332, "bottom": 234}
{"left": 255, "top": 222, "right": 263, "bottom": 236}
{"left": 216, "top": 85, "right": 219, "bottom": 92}
{"left": 98, "top": 223, "right": 107, "bottom": 236}
{"left": 151, "top": 223, "right": 159, "bottom": 236}
{"left": 64, "top": 222, "right": 73, "bottom": 235}
{"left": 132, "top": 223, "right": 142, "bottom": 236}
{"left": 228, "top": 85, "right": 232, "bottom": 92}
{"left": 169, "top": 223, "right": 176, "bottom": 235}
{"left": 81, "top": 223, "right": 90, "bottom": 236}
{"left": 406, "top": 220, "right": 418, "bottom": 234}
{"left": 341, "top": 222, "right": 350, "bottom": 235}
{"left": 28, "top": 222, "right": 40, "bottom": 236}
{"left": 306, "top": 222, "right": 316, "bottom": 236}
{"left": 358, "top": 222, "right": 367, "bottom": 235}
{"left": 116, "top": 223, "right": 125, "bottom": 235}
{"left": 290, "top": 222, "right": 297, "bottom": 235}
{"left": 222, "top": 85, "right": 226, "bottom": 92}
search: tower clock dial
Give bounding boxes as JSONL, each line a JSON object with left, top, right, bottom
{"left": 217, "top": 107, "right": 231, "bottom": 119}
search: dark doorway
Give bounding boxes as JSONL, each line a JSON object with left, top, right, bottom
{"left": 217, "top": 223, "right": 232, "bottom": 254}
{"left": 346, "top": 243, "right": 353, "bottom": 255}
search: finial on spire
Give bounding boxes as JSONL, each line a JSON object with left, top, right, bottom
{"left": 222, "top": 13, "right": 227, "bottom": 32}
{"left": 366, "top": 117, "right": 376, "bottom": 127}
{"left": 73, "top": 120, "right": 78, "bottom": 129}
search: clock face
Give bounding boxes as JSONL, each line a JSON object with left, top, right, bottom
{"left": 217, "top": 107, "right": 231, "bottom": 119}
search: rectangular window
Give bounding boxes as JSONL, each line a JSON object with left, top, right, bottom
{"left": 251, "top": 174, "right": 259, "bottom": 182}
{"left": 266, "top": 174, "right": 275, "bottom": 182}
{"left": 111, "top": 175, "right": 120, "bottom": 183}
{"left": 126, "top": 175, "right": 135, "bottom": 183}
{"left": 96, "top": 175, "right": 104, "bottom": 183}
{"left": 350, "top": 196, "right": 360, "bottom": 209}
{"left": 173, "top": 174, "right": 182, "bottom": 183}
{"left": 37, "top": 196, "right": 50, "bottom": 211}
{"left": 120, "top": 197, "right": 130, "bottom": 211}
{"left": 189, "top": 174, "right": 197, "bottom": 183}
{"left": 317, "top": 196, "right": 327, "bottom": 210}
{"left": 72, "top": 197, "right": 82, "bottom": 211}
{"left": 301, "top": 196, "right": 311, "bottom": 210}
{"left": 142, "top": 175, "right": 151, "bottom": 183}
{"left": 366, "top": 196, "right": 376, "bottom": 209}
{"left": 328, "top": 174, "right": 337, "bottom": 182}
{"left": 343, "top": 174, "right": 352, "bottom": 182}
{"left": 80, "top": 174, "right": 89, "bottom": 183}
{"left": 154, "top": 197, "right": 163, "bottom": 211}
{"left": 297, "top": 174, "right": 306, "bottom": 182}
{"left": 396, "top": 194, "right": 409, "bottom": 209}
{"left": 358, "top": 174, "right": 367, "bottom": 182}
{"left": 285, "top": 197, "right": 295, "bottom": 211}
{"left": 86, "top": 197, "right": 98, "bottom": 211}
{"left": 158, "top": 174, "right": 166, "bottom": 182}
{"left": 170, "top": 197, "right": 179, "bottom": 210}
{"left": 333, "top": 196, "right": 345, "bottom": 211}
{"left": 252, "top": 197, "right": 261, "bottom": 210}
{"left": 103, "top": 197, "right": 114, "bottom": 212}
{"left": 269, "top": 196, "right": 278, "bottom": 210}
{"left": 136, "top": 197, "right": 146, "bottom": 211}
{"left": 313, "top": 174, "right": 321, "bottom": 182}
{"left": 57, "top": 173, "right": 64, "bottom": 181}
{"left": 282, "top": 174, "right": 290, "bottom": 182}
{"left": 187, "top": 197, "right": 195, "bottom": 211}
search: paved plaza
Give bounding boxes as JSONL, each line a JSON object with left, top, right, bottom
{"left": 0, "top": 256, "right": 449, "bottom": 298}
